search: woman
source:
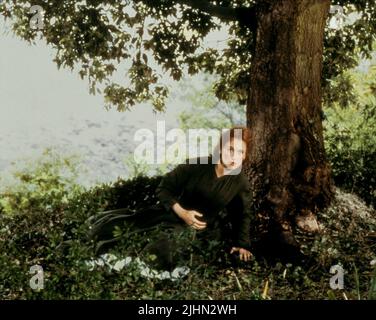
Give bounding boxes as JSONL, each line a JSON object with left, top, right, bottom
{"left": 88, "top": 126, "right": 254, "bottom": 270}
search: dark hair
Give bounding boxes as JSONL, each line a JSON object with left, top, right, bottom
{"left": 212, "top": 126, "right": 251, "bottom": 164}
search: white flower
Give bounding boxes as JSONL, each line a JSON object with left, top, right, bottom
{"left": 171, "top": 266, "right": 190, "bottom": 279}
{"left": 84, "top": 254, "right": 190, "bottom": 281}
{"left": 113, "top": 257, "right": 132, "bottom": 271}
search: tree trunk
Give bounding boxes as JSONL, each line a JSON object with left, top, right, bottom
{"left": 245, "top": 0, "right": 335, "bottom": 237}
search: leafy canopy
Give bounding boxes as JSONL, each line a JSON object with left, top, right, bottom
{"left": 1, "top": 0, "right": 375, "bottom": 111}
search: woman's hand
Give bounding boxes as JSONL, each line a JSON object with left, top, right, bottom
{"left": 172, "top": 203, "right": 207, "bottom": 230}
{"left": 230, "top": 247, "right": 252, "bottom": 261}
{"left": 183, "top": 210, "right": 207, "bottom": 230}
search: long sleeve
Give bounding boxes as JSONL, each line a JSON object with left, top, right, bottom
{"left": 156, "top": 162, "right": 192, "bottom": 211}
{"left": 226, "top": 175, "right": 253, "bottom": 250}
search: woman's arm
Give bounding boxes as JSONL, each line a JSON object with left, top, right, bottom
{"left": 156, "top": 160, "right": 207, "bottom": 229}
{"left": 237, "top": 187, "right": 253, "bottom": 250}
{"left": 156, "top": 159, "right": 206, "bottom": 230}
{"left": 172, "top": 203, "right": 207, "bottom": 229}
{"left": 156, "top": 164, "right": 206, "bottom": 230}
{"left": 226, "top": 175, "right": 253, "bottom": 251}
{"left": 156, "top": 162, "right": 191, "bottom": 212}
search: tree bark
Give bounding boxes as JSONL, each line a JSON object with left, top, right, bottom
{"left": 245, "top": 0, "right": 335, "bottom": 235}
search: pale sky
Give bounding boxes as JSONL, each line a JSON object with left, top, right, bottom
{"left": 0, "top": 16, "right": 229, "bottom": 186}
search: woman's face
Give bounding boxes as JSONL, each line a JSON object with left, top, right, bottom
{"left": 221, "top": 137, "right": 247, "bottom": 172}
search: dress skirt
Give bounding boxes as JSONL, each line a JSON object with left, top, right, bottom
{"left": 87, "top": 204, "right": 227, "bottom": 271}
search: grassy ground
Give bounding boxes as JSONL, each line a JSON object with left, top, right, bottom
{"left": 0, "top": 170, "right": 375, "bottom": 299}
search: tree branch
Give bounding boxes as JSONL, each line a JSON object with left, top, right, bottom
{"left": 176, "top": 0, "right": 255, "bottom": 25}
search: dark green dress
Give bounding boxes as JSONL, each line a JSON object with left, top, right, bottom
{"left": 89, "top": 156, "right": 254, "bottom": 270}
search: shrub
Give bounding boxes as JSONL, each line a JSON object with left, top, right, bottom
{"left": 1, "top": 149, "right": 375, "bottom": 299}
{"left": 324, "top": 100, "right": 376, "bottom": 208}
